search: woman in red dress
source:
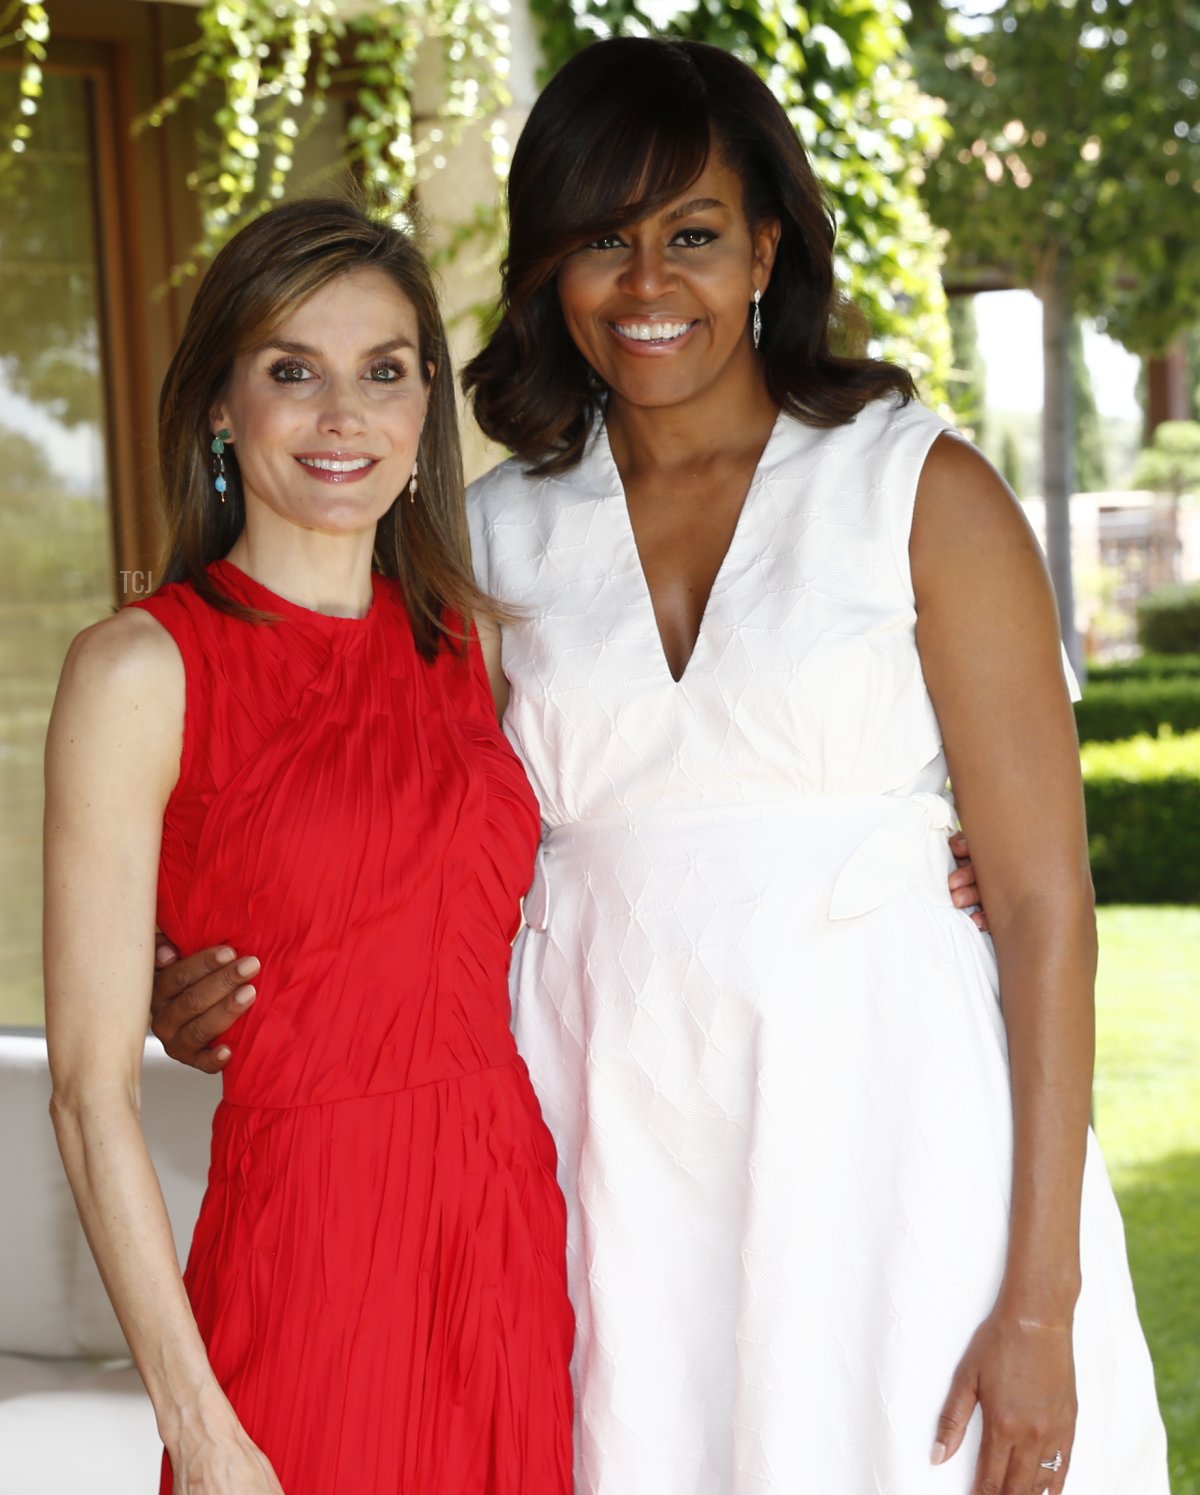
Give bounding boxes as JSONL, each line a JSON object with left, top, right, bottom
{"left": 43, "top": 199, "right": 573, "bottom": 1495}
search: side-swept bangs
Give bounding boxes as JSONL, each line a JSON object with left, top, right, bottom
{"left": 465, "top": 38, "right": 913, "bottom": 475}
{"left": 506, "top": 52, "right": 712, "bottom": 298}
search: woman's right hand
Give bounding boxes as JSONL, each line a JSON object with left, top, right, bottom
{"left": 151, "top": 940, "right": 259, "bottom": 1073}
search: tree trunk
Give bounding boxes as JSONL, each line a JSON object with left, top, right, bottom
{"left": 1037, "top": 250, "right": 1081, "bottom": 676}
{"left": 1145, "top": 340, "right": 1190, "bottom": 440}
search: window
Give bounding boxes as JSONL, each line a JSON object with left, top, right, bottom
{"left": 0, "top": 70, "right": 117, "bottom": 1026}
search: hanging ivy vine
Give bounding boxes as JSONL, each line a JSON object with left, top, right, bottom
{"left": 147, "top": 0, "right": 511, "bottom": 275}
{"left": 0, "top": 0, "right": 49, "bottom": 169}
{"left": 529, "top": 0, "right": 952, "bottom": 399}
{"left": 1, "top": 0, "right": 511, "bottom": 272}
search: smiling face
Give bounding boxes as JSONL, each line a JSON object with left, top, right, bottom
{"left": 554, "top": 150, "right": 780, "bottom": 416}
{"left": 213, "top": 268, "right": 428, "bottom": 540}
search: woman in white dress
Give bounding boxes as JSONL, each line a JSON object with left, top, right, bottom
{"left": 457, "top": 36, "right": 1167, "bottom": 1495}
{"left": 150, "top": 36, "right": 1167, "bottom": 1495}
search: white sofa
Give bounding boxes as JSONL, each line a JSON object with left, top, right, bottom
{"left": 0, "top": 1031, "right": 219, "bottom": 1494}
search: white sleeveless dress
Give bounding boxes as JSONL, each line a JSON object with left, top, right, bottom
{"left": 467, "top": 396, "right": 1167, "bottom": 1495}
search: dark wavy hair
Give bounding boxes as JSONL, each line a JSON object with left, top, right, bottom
{"left": 463, "top": 37, "right": 914, "bottom": 475}
{"left": 158, "top": 196, "right": 499, "bottom": 658}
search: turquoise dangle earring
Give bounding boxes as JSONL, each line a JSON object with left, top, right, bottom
{"left": 211, "top": 429, "right": 232, "bottom": 503}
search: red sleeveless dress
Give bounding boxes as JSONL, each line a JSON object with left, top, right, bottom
{"left": 133, "top": 560, "right": 573, "bottom": 1495}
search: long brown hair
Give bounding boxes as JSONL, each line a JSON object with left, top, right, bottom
{"left": 158, "top": 197, "right": 494, "bottom": 658}
{"left": 463, "top": 38, "right": 914, "bottom": 475}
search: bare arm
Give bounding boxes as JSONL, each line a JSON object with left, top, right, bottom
{"left": 476, "top": 614, "right": 511, "bottom": 721}
{"left": 913, "top": 436, "right": 1090, "bottom": 1495}
{"left": 44, "top": 612, "right": 283, "bottom": 1495}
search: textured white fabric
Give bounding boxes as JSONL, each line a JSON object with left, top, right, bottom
{"left": 468, "top": 397, "right": 1167, "bottom": 1495}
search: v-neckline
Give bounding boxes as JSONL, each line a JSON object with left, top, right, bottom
{"left": 596, "top": 411, "right": 785, "bottom": 685}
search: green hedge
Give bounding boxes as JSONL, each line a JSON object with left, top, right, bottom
{"left": 1075, "top": 678, "right": 1200, "bottom": 743}
{"left": 1081, "top": 731, "right": 1200, "bottom": 903}
{"left": 1086, "top": 653, "right": 1200, "bottom": 684}
{"left": 1137, "top": 582, "right": 1200, "bottom": 655}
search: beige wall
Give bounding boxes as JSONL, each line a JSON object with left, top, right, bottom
{"left": 412, "top": 1, "right": 542, "bottom": 481}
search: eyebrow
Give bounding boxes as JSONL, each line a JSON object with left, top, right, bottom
{"left": 259, "top": 336, "right": 417, "bottom": 358}
{"left": 662, "top": 197, "right": 728, "bottom": 223}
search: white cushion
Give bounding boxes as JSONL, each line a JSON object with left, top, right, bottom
{"left": 0, "top": 1365, "right": 162, "bottom": 1493}
{"left": 0, "top": 1032, "right": 220, "bottom": 1358}
{"left": 0, "top": 1036, "right": 83, "bottom": 1356}
{"left": 0, "top": 1352, "right": 103, "bottom": 1403}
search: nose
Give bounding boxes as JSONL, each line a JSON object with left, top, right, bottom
{"left": 618, "top": 240, "right": 674, "bottom": 301}
{"left": 317, "top": 375, "right": 368, "bottom": 439}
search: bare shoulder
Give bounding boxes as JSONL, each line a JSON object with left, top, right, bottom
{"left": 50, "top": 607, "right": 185, "bottom": 785}
{"left": 59, "top": 606, "right": 183, "bottom": 697}
{"left": 474, "top": 613, "right": 510, "bottom": 721}
{"left": 911, "top": 432, "right": 1068, "bottom": 706}
{"left": 910, "top": 433, "right": 1047, "bottom": 589}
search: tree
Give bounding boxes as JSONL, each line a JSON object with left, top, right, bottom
{"left": 1072, "top": 320, "right": 1107, "bottom": 494}
{"left": 1135, "top": 421, "right": 1200, "bottom": 497}
{"left": 914, "top": 0, "right": 1200, "bottom": 670}
{"left": 1000, "top": 425, "right": 1024, "bottom": 497}
{"left": 946, "top": 294, "right": 987, "bottom": 441}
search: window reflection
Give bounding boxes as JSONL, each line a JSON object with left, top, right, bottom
{"left": 0, "top": 73, "right": 113, "bottom": 1026}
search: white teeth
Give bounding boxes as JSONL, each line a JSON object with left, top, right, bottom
{"left": 613, "top": 321, "right": 693, "bottom": 343}
{"left": 299, "top": 456, "right": 374, "bottom": 473}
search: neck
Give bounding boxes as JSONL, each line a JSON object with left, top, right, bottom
{"left": 226, "top": 521, "right": 378, "bottom": 619}
{"left": 604, "top": 359, "right": 779, "bottom": 480}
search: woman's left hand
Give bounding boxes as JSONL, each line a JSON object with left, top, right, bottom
{"left": 932, "top": 1309, "right": 1076, "bottom": 1494}
{"left": 948, "top": 831, "right": 988, "bottom": 931}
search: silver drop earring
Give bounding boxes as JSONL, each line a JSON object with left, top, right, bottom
{"left": 752, "top": 289, "right": 762, "bottom": 351}
{"left": 409, "top": 459, "right": 418, "bottom": 504}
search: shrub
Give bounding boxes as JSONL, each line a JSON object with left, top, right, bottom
{"left": 1081, "top": 731, "right": 1200, "bottom": 904}
{"left": 1137, "top": 582, "right": 1200, "bottom": 656}
{"left": 1075, "top": 678, "right": 1200, "bottom": 743}
{"left": 1086, "top": 653, "right": 1200, "bottom": 684}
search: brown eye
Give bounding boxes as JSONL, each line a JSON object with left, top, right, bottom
{"left": 674, "top": 228, "right": 717, "bottom": 248}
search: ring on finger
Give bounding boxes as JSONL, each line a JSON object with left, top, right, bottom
{"left": 1039, "top": 1450, "right": 1064, "bottom": 1473}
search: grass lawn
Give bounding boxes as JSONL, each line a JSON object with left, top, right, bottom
{"left": 1095, "top": 907, "right": 1200, "bottom": 1495}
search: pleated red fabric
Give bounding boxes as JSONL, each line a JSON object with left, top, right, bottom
{"left": 132, "top": 560, "right": 573, "bottom": 1495}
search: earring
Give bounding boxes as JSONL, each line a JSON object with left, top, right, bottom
{"left": 211, "top": 429, "right": 232, "bottom": 503}
{"left": 409, "top": 458, "right": 418, "bottom": 504}
{"left": 752, "top": 289, "right": 762, "bottom": 351}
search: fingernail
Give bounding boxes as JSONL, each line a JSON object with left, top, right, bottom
{"left": 215, "top": 1047, "right": 232, "bottom": 1062}
{"left": 234, "top": 985, "right": 256, "bottom": 1007}
{"left": 216, "top": 946, "right": 236, "bottom": 964}
{"left": 156, "top": 945, "right": 174, "bottom": 963}
{"left": 931, "top": 1442, "right": 947, "bottom": 1465}
{"left": 235, "top": 956, "right": 260, "bottom": 978}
